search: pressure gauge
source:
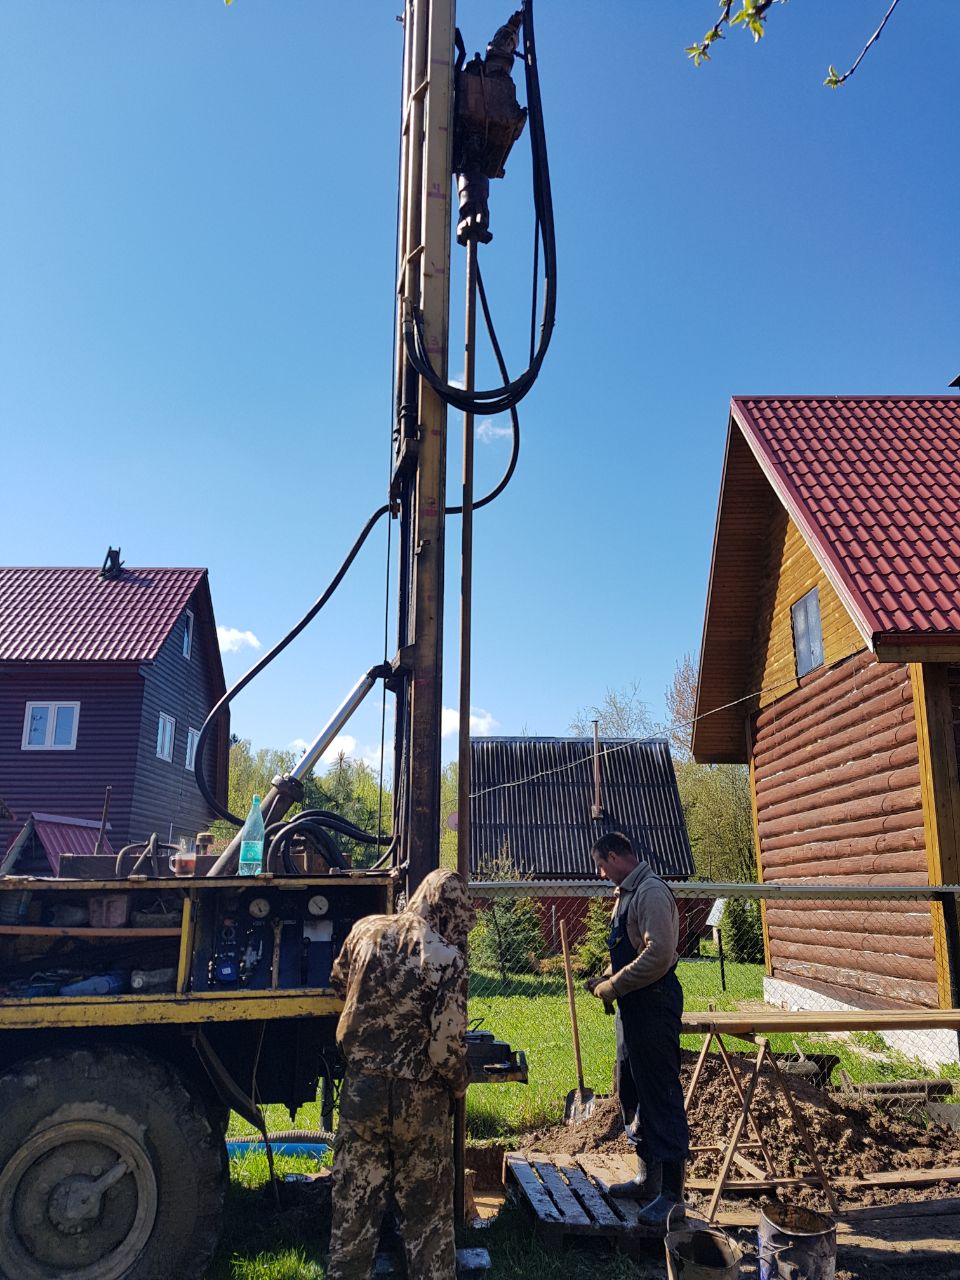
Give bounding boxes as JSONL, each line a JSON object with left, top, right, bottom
{"left": 247, "top": 896, "right": 271, "bottom": 920}
{"left": 307, "top": 894, "right": 329, "bottom": 918}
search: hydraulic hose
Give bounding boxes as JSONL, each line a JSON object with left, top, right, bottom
{"left": 403, "top": 0, "right": 555, "bottom": 417}
{"left": 445, "top": 262, "right": 519, "bottom": 515}
{"left": 193, "top": 503, "right": 390, "bottom": 826}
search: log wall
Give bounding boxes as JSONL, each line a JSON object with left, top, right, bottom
{"left": 752, "top": 508, "right": 866, "bottom": 709}
{"left": 753, "top": 650, "right": 939, "bottom": 1009}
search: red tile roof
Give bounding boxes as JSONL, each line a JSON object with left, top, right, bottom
{"left": 0, "top": 566, "right": 206, "bottom": 662}
{"left": 732, "top": 396, "right": 960, "bottom": 648}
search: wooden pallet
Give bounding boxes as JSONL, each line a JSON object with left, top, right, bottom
{"left": 504, "top": 1151, "right": 673, "bottom": 1244}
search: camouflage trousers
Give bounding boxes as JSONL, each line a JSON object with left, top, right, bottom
{"left": 328, "top": 1069, "right": 455, "bottom": 1280}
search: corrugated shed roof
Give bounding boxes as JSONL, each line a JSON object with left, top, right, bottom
{"left": 2, "top": 814, "right": 114, "bottom": 875}
{"left": 733, "top": 396, "right": 960, "bottom": 645}
{"left": 0, "top": 566, "right": 206, "bottom": 662}
{"left": 470, "top": 737, "right": 694, "bottom": 878}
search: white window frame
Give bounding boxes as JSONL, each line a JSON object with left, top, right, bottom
{"left": 21, "top": 701, "right": 81, "bottom": 751}
{"left": 157, "top": 713, "right": 176, "bottom": 762}
{"left": 182, "top": 609, "right": 194, "bottom": 661}
{"left": 185, "top": 726, "right": 200, "bottom": 772}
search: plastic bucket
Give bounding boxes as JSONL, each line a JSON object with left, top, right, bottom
{"left": 666, "top": 1223, "right": 742, "bottom": 1280}
{"left": 758, "top": 1202, "right": 836, "bottom": 1280}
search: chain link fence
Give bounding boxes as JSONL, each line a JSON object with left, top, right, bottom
{"left": 466, "top": 878, "right": 960, "bottom": 1136}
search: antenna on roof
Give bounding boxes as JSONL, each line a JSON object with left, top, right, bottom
{"left": 100, "top": 547, "right": 124, "bottom": 580}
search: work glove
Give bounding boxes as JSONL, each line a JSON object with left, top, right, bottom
{"left": 591, "top": 978, "right": 617, "bottom": 1014}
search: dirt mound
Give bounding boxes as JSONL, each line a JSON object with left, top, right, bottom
{"left": 518, "top": 1051, "right": 960, "bottom": 1209}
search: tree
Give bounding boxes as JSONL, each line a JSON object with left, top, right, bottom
{"left": 664, "top": 656, "right": 757, "bottom": 882}
{"left": 213, "top": 739, "right": 298, "bottom": 839}
{"left": 577, "top": 895, "right": 613, "bottom": 977}
{"left": 676, "top": 759, "right": 756, "bottom": 882}
{"left": 570, "top": 681, "right": 653, "bottom": 739}
{"left": 302, "top": 753, "right": 392, "bottom": 869}
{"left": 439, "top": 760, "right": 459, "bottom": 871}
{"left": 470, "top": 853, "right": 545, "bottom": 982}
{"left": 664, "top": 652, "right": 698, "bottom": 763}
{"left": 215, "top": 739, "right": 392, "bottom": 867}
{"left": 687, "top": 0, "right": 906, "bottom": 89}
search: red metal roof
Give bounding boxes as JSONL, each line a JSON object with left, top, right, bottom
{"left": 732, "top": 396, "right": 960, "bottom": 647}
{"left": 0, "top": 566, "right": 206, "bottom": 662}
{"left": 33, "top": 815, "right": 115, "bottom": 873}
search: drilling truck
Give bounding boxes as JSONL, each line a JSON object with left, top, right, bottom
{"left": 0, "top": 2, "right": 552, "bottom": 1276}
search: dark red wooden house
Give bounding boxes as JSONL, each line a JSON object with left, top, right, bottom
{"left": 0, "top": 555, "right": 229, "bottom": 872}
{"left": 694, "top": 396, "right": 960, "bottom": 1039}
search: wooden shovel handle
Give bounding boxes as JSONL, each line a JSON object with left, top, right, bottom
{"left": 560, "top": 920, "right": 586, "bottom": 1092}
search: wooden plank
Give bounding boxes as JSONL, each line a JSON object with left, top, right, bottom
{"left": 504, "top": 1155, "right": 563, "bottom": 1224}
{"left": 0, "top": 925, "right": 182, "bottom": 937}
{"left": 689, "top": 1175, "right": 818, "bottom": 1193}
{"left": 680, "top": 1009, "right": 960, "bottom": 1035}
{"left": 553, "top": 1160, "right": 622, "bottom": 1229}
{"left": 713, "top": 1198, "right": 960, "bottom": 1229}
{"left": 575, "top": 1154, "right": 644, "bottom": 1227}
{"left": 689, "top": 1167, "right": 960, "bottom": 1194}
{"left": 528, "top": 1155, "right": 591, "bottom": 1228}
{"left": 732, "top": 1151, "right": 768, "bottom": 1180}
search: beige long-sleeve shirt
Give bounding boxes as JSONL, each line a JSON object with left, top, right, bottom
{"left": 607, "top": 859, "right": 680, "bottom": 998}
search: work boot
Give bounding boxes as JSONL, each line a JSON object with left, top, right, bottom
{"left": 608, "top": 1157, "right": 661, "bottom": 1202}
{"left": 636, "top": 1160, "right": 686, "bottom": 1229}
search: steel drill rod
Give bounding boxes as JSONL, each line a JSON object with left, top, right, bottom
{"left": 454, "top": 235, "right": 479, "bottom": 1234}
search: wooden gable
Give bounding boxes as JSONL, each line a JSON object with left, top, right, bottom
{"left": 751, "top": 506, "right": 868, "bottom": 711}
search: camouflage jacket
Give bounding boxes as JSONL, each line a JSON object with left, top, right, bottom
{"left": 332, "top": 870, "right": 474, "bottom": 1096}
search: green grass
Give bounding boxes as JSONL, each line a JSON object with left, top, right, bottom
{"left": 212, "top": 958, "right": 959, "bottom": 1275}
{"left": 211, "top": 1157, "right": 649, "bottom": 1280}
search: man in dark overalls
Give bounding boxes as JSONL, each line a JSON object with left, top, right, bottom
{"left": 588, "top": 831, "right": 689, "bottom": 1227}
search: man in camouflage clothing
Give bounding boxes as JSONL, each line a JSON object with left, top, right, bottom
{"left": 328, "top": 868, "right": 476, "bottom": 1280}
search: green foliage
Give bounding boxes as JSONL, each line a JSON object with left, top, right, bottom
{"left": 215, "top": 740, "right": 391, "bottom": 867}
{"left": 439, "top": 760, "right": 458, "bottom": 871}
{"left": 687, "top": 0, "right": 901, "bottom": 89}
{"left": 472, "top": 897, "right": 545, "bottom": 981}
{"left": 720, "top": 896, "right": 765, "bottom": 963}
{"left": 470, "top": 854, "right": 545, "bottom": 980}
{"left": 676, "top": 760, "right": 756, "bottom": 882}
{"left": 302, "top": 754, "right": 391, "bottom": 869}
{"left": 576, "top": 896, "right": 612, "bottom": 977}
{"left": 210, "top": 739, "right": 298, "bottom": 840}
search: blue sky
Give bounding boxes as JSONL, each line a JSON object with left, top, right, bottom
{"left": 2, "top": 2, "right": 957, "bottom": 776}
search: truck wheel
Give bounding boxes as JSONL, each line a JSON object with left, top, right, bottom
{"left": 0, "top": 1046, "right": 226, "bottom": 1280}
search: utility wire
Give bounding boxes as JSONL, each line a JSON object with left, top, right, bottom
{"left": 467, "top": 677, "right": 797, "bottom": 801}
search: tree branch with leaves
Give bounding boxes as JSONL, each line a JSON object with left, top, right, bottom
{"left": 687, "top": 0, "right": 906, "bottom": 88}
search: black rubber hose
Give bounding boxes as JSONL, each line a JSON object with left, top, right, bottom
{"left": 403, "top": 0, "right": 555, "bottom": 416}
{"left": 266, "top": 810, "right": 391, "bottom": 846}
{"left": 445, "top": 261, "right": 519, "bottom": 515}
{"left": 193, "top": 504, "right": 390, "bottom": 826}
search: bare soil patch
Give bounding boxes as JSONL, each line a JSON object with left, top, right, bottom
{"left": 518, "top": 1050, "right": 960, "bottom": 1212}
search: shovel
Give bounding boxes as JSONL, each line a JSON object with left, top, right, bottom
{"left": 560, "top": 919, "right": 595, "bottom": 1124}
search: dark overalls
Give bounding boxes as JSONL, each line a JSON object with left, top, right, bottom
{"left": 609, "top": 900, "right": 689, "bottom": 1167}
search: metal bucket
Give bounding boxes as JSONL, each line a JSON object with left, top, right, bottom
{"left": 666, "top": 1220, "right": 743, "bottom": 1280}
{"left": 758, "top": 1202, "right": 836, "bottom": 1280}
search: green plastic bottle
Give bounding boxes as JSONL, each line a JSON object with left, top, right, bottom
{"left": 238, "top": 794, "right": 265, "bottom": 876}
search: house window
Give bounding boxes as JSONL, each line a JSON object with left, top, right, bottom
{"left": 791, "top": 587, "right": 824, "bottom": 678}
{"left": 182, "top": 610, "right": 194, "bottom": 660}
{"left": 157, "top": 713, "right": 176, "bottom": 762}
{"left": 22, "top": 702, "right": 80, "bottom": 751}
{"left": 185, "top": 727, "right": 200, "bottom": 772}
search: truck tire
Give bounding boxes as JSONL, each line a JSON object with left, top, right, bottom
{"left": 0, "top": 1046, "right": 227, "bottom": 1280}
